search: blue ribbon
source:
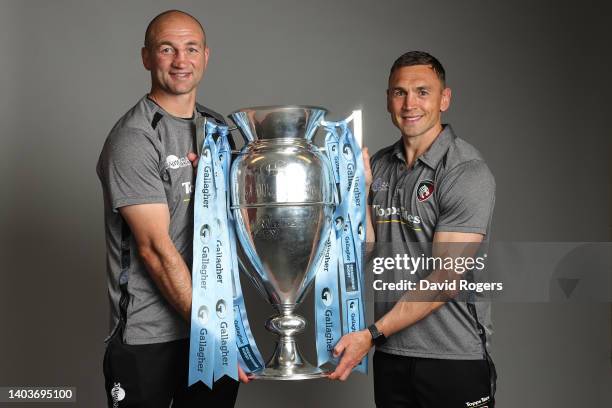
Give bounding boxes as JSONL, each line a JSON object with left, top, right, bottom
{"left": 325, "top": 130, "right": 341, "bottom": 192}
{"left": 341, "top": 124, "right": 366, "bottom": 276}
{"left": 189, "top": 122, "right": 220, "bottom": 387}
{"left": 314, "top": 231, "right": 342, "bottom": 367}
{"left": 189, "top": 120, "right": 263, "bottom": 388}
{"left": 320, "top": 118, "right": 368, "bottom": 374}
{"left": 341, "top": 122, "right": 367, "bottom": 373}
{"left": 314, "top": 125, "right": 342, "bottom": 367}
{"left": 217, "top": 127, "right": 264, "bottom": 374}
{"left": 210, "top": 125, "right": 237, "bottom": 382}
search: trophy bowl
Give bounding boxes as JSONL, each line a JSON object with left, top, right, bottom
{"left": 230, "top": 106, "right": 334, "bottom": 380}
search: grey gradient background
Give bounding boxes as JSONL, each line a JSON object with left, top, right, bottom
{"left": 0, "top": 0, "right": 611, "bottom": 407}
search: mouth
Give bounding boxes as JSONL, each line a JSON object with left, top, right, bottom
{"left": 170, "top": 72, "right": 192, "bottom": 80}
{"left": 401, "top": 115, "right": 422, "bottom": 124}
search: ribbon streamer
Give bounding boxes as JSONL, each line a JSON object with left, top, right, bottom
{"left": 189, "top": 122, "right": 221, "bottom": 387}
{"left": 189, "top": 120, "right": 263, "bottom": 388}
{"left": 217, "top": 127, "right": 264, "bottom": 374}
{"left": 317, "top": 116, "right": 368, "bottom": 373}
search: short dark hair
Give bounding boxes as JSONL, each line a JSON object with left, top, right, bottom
{"left": 390, "top": 51, "right": 446, "bottom": 87}
{"left": 144, "top": 10, "right": 205, "bottom": 49}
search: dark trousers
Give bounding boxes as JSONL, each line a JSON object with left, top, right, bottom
{"left": 103, "top": 334, "right": 239, "bottom": 408}
{"left": 373, "top": 351, "right": 495, "bottom": 408}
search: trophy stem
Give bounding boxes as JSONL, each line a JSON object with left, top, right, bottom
{"left": 250, "top": 304, "right": 328, "bottom": 380}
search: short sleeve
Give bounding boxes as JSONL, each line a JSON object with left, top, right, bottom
{"left": 435, "top": 160, "right": 495, "bottom": 235}
{"left": 97, "top": 127, "right": 167, "bottom": 212}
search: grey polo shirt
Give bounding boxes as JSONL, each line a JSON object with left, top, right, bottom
{"left": 370, "top": 124, "right": 496, "bottom": 359}
{"left": 97, "top": 96, "right": 226, "bottom": 345}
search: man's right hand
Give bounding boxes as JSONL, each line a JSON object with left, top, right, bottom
{"left": 238, "top": 366, "right": 252, "bottom": 384}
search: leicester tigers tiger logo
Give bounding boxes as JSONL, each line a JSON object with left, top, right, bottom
{"left": 416, "top": 180, "right": 434, "bottom": 202}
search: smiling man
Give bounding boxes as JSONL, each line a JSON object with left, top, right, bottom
{"left": 97, "top": 10, "right": 244, "bottom": 408}
{"left": 330, "top": 51, "right": 497, "bottom": 407}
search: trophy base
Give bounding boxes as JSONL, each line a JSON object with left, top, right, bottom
{"left": 250, "top": 364, "right": 330, "bottom": 380}
{"left": 251, "top": 308, "right": 330, "bottom": 380}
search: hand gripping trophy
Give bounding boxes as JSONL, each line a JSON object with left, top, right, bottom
{"left": 188, "top": 105, "right": 367, "bottom": 386}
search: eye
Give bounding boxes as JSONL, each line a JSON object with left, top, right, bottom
{"left": 418, "top": 89, "right": 429, "bottom": 96}
{"left": 160, "top": 47, "right": 174, "bottom": 54}
{"left": 392, "top": 89, "right": 405, "bottom": 97}
{"left": 188, "top": 47, "right": 199, "bottom": 53}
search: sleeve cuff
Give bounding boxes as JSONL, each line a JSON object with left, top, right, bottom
{"left": 112, "top": 196, "right": 167, "bottom": 213}
{"left": 435, "top": 224, "right": 487, "bottom": 235}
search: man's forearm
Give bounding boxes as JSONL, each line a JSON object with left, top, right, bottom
{"left": 377, "top": 300, "right": 444, "bottom": 339}
{"left": 374, "top": 235, "right": 483, "bottom": 338}
{"left": 375, "top": 268, "right": 454, "bottom": 337}
{"left": 139, "top": 238, "right": 192, "bottom": 321}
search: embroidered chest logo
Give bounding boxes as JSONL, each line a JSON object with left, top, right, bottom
{"left": 165, "top": 154, "right": 191, "bottom": 170}
{"left": 416, "top": 180, "right": 434, "bottom": 202}
{"left": 372, "top": 177, "right": 390, "bottom": 192}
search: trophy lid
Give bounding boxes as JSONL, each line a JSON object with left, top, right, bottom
{"left": 229, "top": 105, "right": 328, "bottom": 143}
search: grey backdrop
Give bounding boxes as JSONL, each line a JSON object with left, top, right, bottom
{"left": 0, "top": 0, "right": 610, "bottom": 407}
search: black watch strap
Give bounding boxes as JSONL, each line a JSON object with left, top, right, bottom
{"left": 368, "top": 324, "right": 387, "bottom": 347}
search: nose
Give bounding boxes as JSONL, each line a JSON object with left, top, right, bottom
{"left": 402, "top": 92, "right": 417, "bottom": 110}
{"left": 172, "top": 50, "right": 188, "bottom": 67}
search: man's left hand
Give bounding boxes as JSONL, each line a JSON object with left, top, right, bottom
{"left": 328, "top": 329, "right": 372, "bottom": 381}
{"left": 362, "top": 147, "right": 372, "bottom": 192}
{"left": 187, "top": 152, "right": 199, "bottom": 168}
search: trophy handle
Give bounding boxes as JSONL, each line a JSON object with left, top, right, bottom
{"left": 350, "top": 109, "right": 363, "bottom": 148}
{"left": 227, "top": 109, "right": 363, "bottom": 151}
{"left": 316, "top": 109, "right": 363, "bottom": 154}
{"left": 320, "top": 110, "right": 363, "bottom": 148}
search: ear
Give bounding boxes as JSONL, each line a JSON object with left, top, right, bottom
{"left": 440, "top": 87, "right": 451, "bottom": 112}
{"left": 386, "top": 88, "right": 391, "bottom": 113}
{"left": 141, "top": 47, "right": 151, "bottom": 71}
{"left": 203, "top": 46, "right": 210, "bottom": 70}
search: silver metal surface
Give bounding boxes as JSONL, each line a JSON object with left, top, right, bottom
{"left": 230, "top": 105, "right": 334, "bottom": 380}
{"left": 230, "top": 105, "right": 326, "bottom": 143}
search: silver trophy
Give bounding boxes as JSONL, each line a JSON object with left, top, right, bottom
{"left": 230, "top": 106, "right": 334, "bottom": 380}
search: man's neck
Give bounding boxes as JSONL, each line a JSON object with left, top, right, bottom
{"left": 148, "top": 90, "right": 196, "bottom": 118}
{"left": 402, "top": 124, "right": 443, "bottom": 168}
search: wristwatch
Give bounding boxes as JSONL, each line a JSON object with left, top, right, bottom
{"left": 367, "top": 324, "right": 387, "bottom": 347}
